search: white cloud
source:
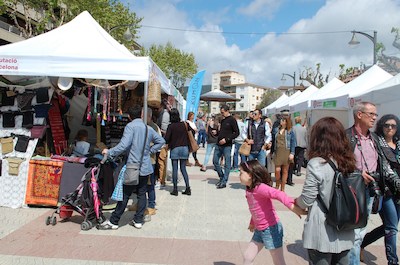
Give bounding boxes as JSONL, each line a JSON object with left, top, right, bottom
{"left": 133, "top": 0, "right": 400, "bottom": 88}
{"left": 237, "top": 0, "right": 283, "bottom": 19}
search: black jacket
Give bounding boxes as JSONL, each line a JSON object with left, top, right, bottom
{"left": 346, "top": 126, "right": 400, "bottom": 196}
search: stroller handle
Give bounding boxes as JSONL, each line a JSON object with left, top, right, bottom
{"left": 100, "top": 153, "right": 108, "bottom": 164}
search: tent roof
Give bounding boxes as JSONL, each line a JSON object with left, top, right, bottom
{"left": 0, "top": 11, "right": 171, "bottom": 93}
{"left": 288, "top": 85, "right": 318, "bottom": 111}
{"left": 274, "top": 91, "right": 302, "bottom": 114}
{"left": 262, "top": 94, "right": 288, "bottom": 115}
{"left": 353, "top": 73, "right": 400, "bottom": 104}
{"left": 200, "top": 89, "right": 239, "bottom": 102}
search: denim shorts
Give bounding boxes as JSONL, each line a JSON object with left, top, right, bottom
{"left": 170, "top": 146, "right": 189, "bottom": 160}
{"left": 252, "top": 221, "right": 283, "bottom": 249}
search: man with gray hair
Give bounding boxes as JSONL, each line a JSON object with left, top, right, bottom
{"left": 346, "top": 101, "right": 399, "bottom": 264}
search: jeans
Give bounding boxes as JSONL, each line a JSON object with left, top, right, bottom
{"left": 232, "top": 142, "right": 246, "bottom": 169}
{"left": 203, "top": 143, "right": 216, "bottom": 167}
{"left": 308, "top": 249, "right": 350, "bottom": 265}
{"left": 248, "top": 149, "right": 266, "bottom": 167}
{"left": 213, "top": 145, "right": 232, "bottom": 185}
{"left": 361, "top": 196, "right": 400, "bottom": 264}
{"left": 349, "top": 188, "right": 373, "bottom": 265}
{"left": 294, "top": 147, "right": 306, "bottom": 173}
{"left": 110, "top": 175, "right": 149, "bottom": 225}
{"left": 147, "top": 165, "right": 156, "bottom": 209}
{"left": 171, "top": 159, "right": 190, "bottom": 189}
{"left": 197, "top": 129, "right": 207, "bottom": 146}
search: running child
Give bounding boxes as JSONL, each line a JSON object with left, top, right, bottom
{"left": 240, "top": 160, "right": 304, "bottom": 265}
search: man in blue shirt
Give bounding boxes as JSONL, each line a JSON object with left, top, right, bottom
{"left": 100, "top": 105, "right": 165, "bottom": 229}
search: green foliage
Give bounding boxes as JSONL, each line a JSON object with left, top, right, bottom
{"left": 5, "top": 0, "right": 141, "bottom": 46}
{"left": 257, "top": 88, "right": 282, "bottom": 109}
{"left": 143, "top": 42, "right": 198, "bottom": 91}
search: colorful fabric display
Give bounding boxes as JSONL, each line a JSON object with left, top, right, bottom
{"left": 35, "top": 87, "right": 49, "bottom": 103}
{"left": 33, "top": 104, "right": 51, "bottom": 118}
{"left": 30, "top": 125, "right": 47, "bottom": 139}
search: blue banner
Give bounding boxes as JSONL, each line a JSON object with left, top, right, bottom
{"left": 185, "top": 70, "right": 205, "bottom": 119}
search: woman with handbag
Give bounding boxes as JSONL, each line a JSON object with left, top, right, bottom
{"left": 361, "top": 114, "right": 400, "bottom": 264}
{"left": 295, "top": 117, "right": 356, "bottom": 264}
{"left": 164, "top": 108, "right": 191, "bottom": 196}
{"left": 186, "top": 111, "right": 202, "bottom": 167}
{"left": 271, "top": 116, "right": 296, "bottom": 192}
{"left": 201, "top": 115, "right": 220, "bottom": 172}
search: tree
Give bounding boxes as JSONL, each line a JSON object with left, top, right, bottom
{"left": 299, "top": 63, "right": 330, "bottom": 88}
{"left": 377, "top": 27, "right": 400, "bottom": 74}
{"left": 257, "top": 88, "right": 282, "bottom": 109}
{"left": 1, "top": 0, "right": 141, "bottom": 47}
{"left": 141, "top": 42, "right": 198, "bottom": 93}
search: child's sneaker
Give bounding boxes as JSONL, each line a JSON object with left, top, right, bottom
{"left": 98, "top": 220, "right": 118, "bottom": 230}
{"left": 129, "top": 220, "right": 143, "bottom": 229}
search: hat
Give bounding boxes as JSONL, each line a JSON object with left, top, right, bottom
{"left": 57, "top": 77, "right": 73, "bottom": 91}
{"left": 280, "top": 109, "right": 289, "bottom": 115}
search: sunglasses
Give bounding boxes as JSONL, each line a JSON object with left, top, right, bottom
{"left": 384, "top": 123, "right": 397, "bottom": 129}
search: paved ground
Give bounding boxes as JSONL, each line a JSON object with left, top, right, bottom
{"left": 0, "top": 147, "right": 397, "bottom": 265}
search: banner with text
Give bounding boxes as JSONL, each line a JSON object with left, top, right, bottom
{"left": 185, "top": 70, "right": 206, "bottom": 118}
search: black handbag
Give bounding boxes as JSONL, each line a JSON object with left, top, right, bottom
{"left": 15, "top": 135, "right": 31, "bottom": 153}
{"left": 318, "top": 159, "right": 368, "bottom": 231}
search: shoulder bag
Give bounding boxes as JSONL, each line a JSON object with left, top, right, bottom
{"left": 124, "top": 122, "right": 148, "bottom": 185}
{"left": 318, "top": 159, "right": 368, "bottom": 231}
{"left": 185, "top": 122, "right": 199, "bottom": 153}
{"left": 239, "top": 122, "right": 251, "bottom": 156}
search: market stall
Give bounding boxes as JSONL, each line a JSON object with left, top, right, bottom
{"left": 0, "top": 11, "right": 173, "bottom": 208}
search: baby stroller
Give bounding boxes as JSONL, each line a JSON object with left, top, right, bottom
{"left": 45, "top": 156, "right": 106, "bottom": 230}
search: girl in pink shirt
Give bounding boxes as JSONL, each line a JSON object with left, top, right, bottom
{"left": 240, "top": 160, "right": 304, "bottom": 265}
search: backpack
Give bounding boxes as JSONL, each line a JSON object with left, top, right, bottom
{"left": 318, "top": 159, "right": 368, "bottom": 231}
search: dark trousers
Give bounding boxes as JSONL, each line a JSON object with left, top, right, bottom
{"left": 110, "top": 174, "right": 149, "bottom": 225}
{"left": 287, "top": 163, "right": 294, "bottom": 184}
{"left": 294, "top": 147, "right": 306, "bottom": 174}
{"left": 308, "top": 249, "right": 350, "bottom": 265}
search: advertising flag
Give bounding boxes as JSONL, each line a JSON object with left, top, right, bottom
{"left": 185, "top": 70, "right": 205, "bottom": 118}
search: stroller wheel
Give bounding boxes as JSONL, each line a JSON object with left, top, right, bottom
{"left": 81, "top": 220, "right": 92, "bottom": 231}
{"left": 45, "top": 216, "right": 51, "bottom": 226}
{"left": 51, "top": 216, "right": 57, "bottom": 226}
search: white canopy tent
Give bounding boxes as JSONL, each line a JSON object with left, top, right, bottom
{"left": 274, "top": 91, "right": 302, "bottom": 114}
{"left": 289, "top": 85, "right": 318, "bottom": 113}
{"left": 262, "top": 94, "right": 288, "bottom": 116}
{"left": 352, "top": 73, "right": 400, "bottom": 118}
{"left": 310, "top": 65, "right": 392, "bottom": 127}
{"left": 0, "top": 11, "right": 172, "bottom": 94}
{"left": 0, "top": 11, "right": 176, "bottom": 209}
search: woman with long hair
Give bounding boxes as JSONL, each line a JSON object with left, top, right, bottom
{"left": 186, "top": 111, "right": 202, "bottom": 167}
{"left": 271, "top": 117, "right": 296, "bottom": 192}
{"left": 295, "top": 117, "right": 356, "bottom": 264}
{"left": 361, "top": 114, "right": 400, "bottom": 264}
{"left": 164, "top": 108, "right": 191, "bottom": 196}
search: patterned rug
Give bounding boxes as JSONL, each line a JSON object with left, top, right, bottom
{"left": 25, "top": 160, "right": 64, "bottom": 206}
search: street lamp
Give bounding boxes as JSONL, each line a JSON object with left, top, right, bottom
{"left": 281, "top": 72, "right": 296, "bottom": 96}
{"left": 348, "top": 30, "right": 377, "bottom": 65}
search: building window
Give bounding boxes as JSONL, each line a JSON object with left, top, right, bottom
{"left": 240, "top": 103, "right": 244, "bottom": 108}
{"left": 256, "top": 96, "right": 259, "bottom": 100}
{"left": 240, "top": 95, "right": 244, "bottom": 99}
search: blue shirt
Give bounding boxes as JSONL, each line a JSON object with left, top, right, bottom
{"left": 108, "top": 118, "right": 165, "bottom": 176}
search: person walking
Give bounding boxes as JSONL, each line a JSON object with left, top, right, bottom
{"left": 164, "top": 108, "right": 192, "bottom": 196}
{"left": 239, "top": 160, "right": 304, "bottom": 265}
{"left": 360, "top": 114, "right": 400, "bottom": 264}
{"left": 232, "top": 113, "right": 247, "bottom": 172}
{"left": 271, "top": 116, "right": 296, "bottom": 192}
{"left": 196, "top": 114, "right": 207, "bottom": 148}
{"left": 292, "top": 116, "right": 308, "bottom": 176}
{"left": 295, "top": 117, "right": 356, "bottom": 264}
{"left": 201, "top": 115, "right": 220, "bottom": 172}
{"left": 213, "top": 104, "right": 239, "bottom": 189}
{"left": 244, "top": 109, "right": 271, "bottom": 167}
{"left": 156, "top": 99, "right": 172, "bottom": 187}
{"left": 186, "top": 111, "right": 202, "bottom": 167}
{"left": 99, "top": 105, "right": 165, "bottom": 229}
{"left": 346, "top": 102, "right": 398, "bottom": 265}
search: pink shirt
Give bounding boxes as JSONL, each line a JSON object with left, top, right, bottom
{"left": 246, "top": 183, "right": 295, "bottom": 230}
{"left": 353, "top": 129, "right": 378, "bottom": 172}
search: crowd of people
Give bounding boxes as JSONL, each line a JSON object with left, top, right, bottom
{"left": 96, "top": 100, "right": 400, "bottom": 265}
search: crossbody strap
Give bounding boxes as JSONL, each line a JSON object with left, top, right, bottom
{"left": 317, "top": 158, "right": 338, "bottom": 213}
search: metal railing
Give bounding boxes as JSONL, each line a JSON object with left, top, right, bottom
{"left": 0, "top": 20, "right": 22, "bottom": 36}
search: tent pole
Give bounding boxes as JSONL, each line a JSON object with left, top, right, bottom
{"left": 143, "top": 81, "right": 148, "bottom": 126}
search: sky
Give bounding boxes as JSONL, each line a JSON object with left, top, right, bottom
{"left": 121, "top": 0, "right": 400, "bottom": 89}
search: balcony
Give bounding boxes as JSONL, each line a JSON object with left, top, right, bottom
{"left": 0, "top": 20, "right": 25, "bottom": 44}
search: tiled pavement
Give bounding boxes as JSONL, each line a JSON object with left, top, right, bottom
{"left": 0, "top": 148, "right": 397, "bottom": 265}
